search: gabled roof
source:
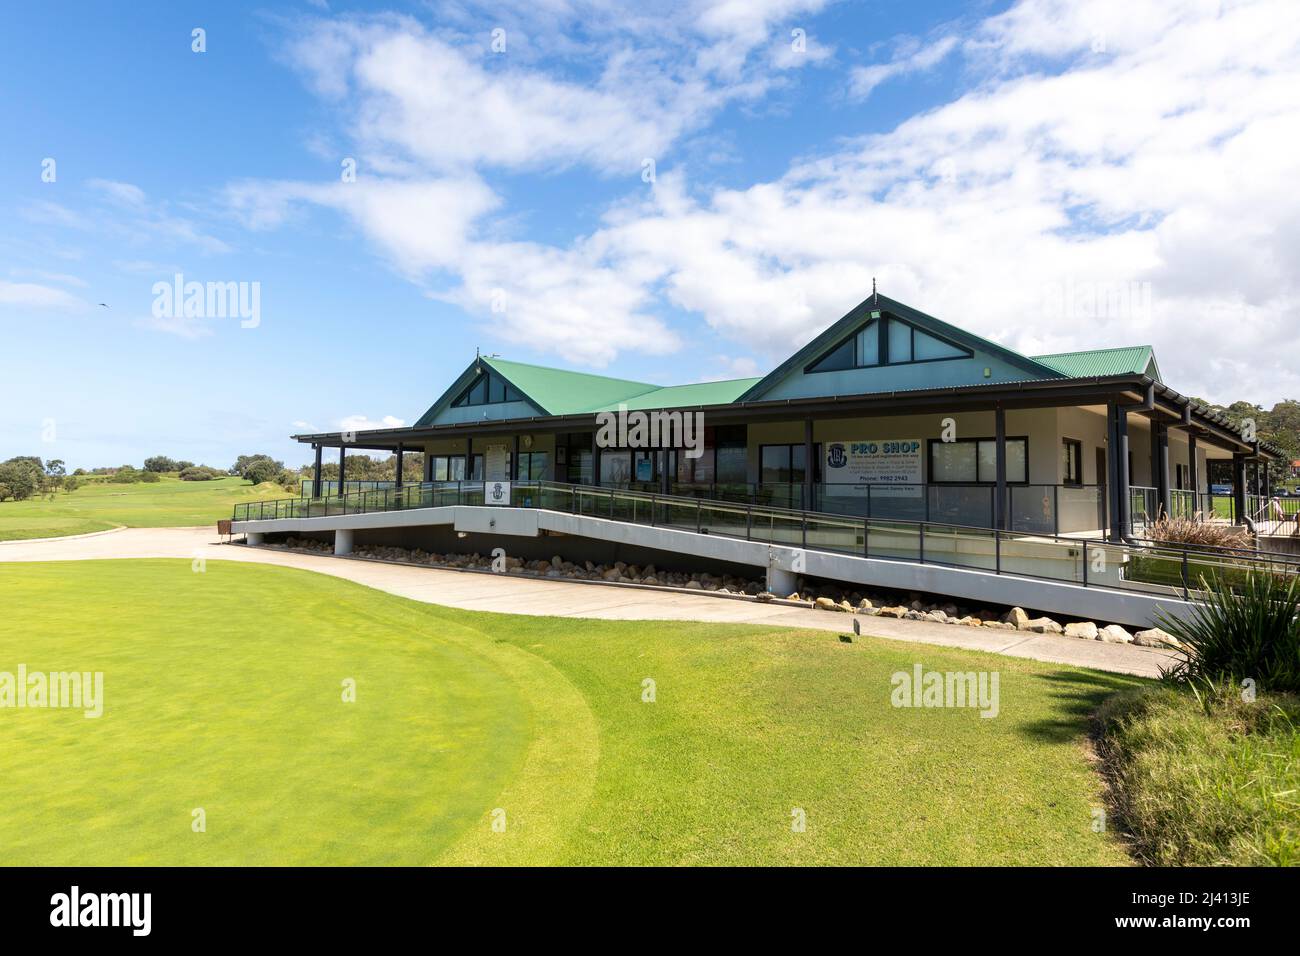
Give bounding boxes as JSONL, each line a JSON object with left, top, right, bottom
{"left": 480, "top": 357, "right": 659, "bottom": 415}
{"left": 736, "top": 293, "right": 1067, "bottom": 402}
{"left": 1032, "top": 346, "right": 1161, "bottom": 382}
{"left": 598, "top": 378, "right": 762, "bottom": 412}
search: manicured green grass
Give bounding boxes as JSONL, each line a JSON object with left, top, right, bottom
{"left": 1097, "top": 684, "right": 1300, "bottom": 865}
{"left": 0, "top": 476, "right": 286, "bottom": 540}
{"left": 0, "top": 559, "right": 1140, "bottom": 865}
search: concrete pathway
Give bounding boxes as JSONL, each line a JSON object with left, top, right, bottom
{"left": 0, "top": 527, "right": 1176, "bottom": 677}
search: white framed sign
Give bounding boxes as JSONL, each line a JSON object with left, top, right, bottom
{"left": 484, "top": 480, "right": 512, "bottom": 506}
{"left": 823, "top": 440, "right": 923, "bottom": 498}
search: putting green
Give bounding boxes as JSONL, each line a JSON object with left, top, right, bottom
{"left": 0, "top": 559, "right": 595, "bottom": 865}
{"left": 0, "top": 559, "right": 1138, "bottom": 865}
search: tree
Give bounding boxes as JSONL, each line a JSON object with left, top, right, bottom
{"left": 235, "top": 454, "right": 284, "bottom": 485}
{"left": 143, "top": 456, "right": 180, "bottom": 473}
{"left": 0, "top": 458, "right": 42, "bottom": 500}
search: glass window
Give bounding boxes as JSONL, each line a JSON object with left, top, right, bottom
{"left": 716, "top": 446, "right": 747, "bottom": 484}
{"left": 932, "top": 441, "right": 978, "bottom": 482}
{"left": 887, "top": 319, "right": 912, "bottom": 363}
{"left": 807, "top": 315, "right": 972, "bottom": 373}
{"left": 914, "top": 329, "right": 967, "bottom": 361}
{"left": 808, "top": 338, "right": 853, "bottom": 372}
{"left": 855, "top": 321, "right": 879, "bottom": 366}
{"left": 488, "top": 375, "right": 506, "bottom": 403}
{"left": 1061, "top": 439, "right": 1082, "bottom": 485}
{"left": 931, "top": 438, "right": 1027, "bottom": 483}
{"left": 600, "top": 451, "right": 631, "bottom": 486}
{"left": 761, "top": 445, "right": 791, "bottom": 483}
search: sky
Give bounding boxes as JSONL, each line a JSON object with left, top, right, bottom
{"left": 2, "top": 0, "right": 1298, "bottom": 470}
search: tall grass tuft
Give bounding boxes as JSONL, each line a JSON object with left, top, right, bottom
{"left": 1148, "top": 513, "right": 1252, "bottom": 550}
{"left": 1095, "top": 682, "right": 1300, "bottom": 866}
{"left": 1158, "top": 569, "right": 1300, "bottom": 694}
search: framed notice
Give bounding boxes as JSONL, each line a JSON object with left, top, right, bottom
{"left": 823, "top": 440, "right": 923, "bottom": 498}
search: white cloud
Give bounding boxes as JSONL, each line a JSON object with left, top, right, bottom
{"left": 240, "top": 0, "right": 1300, "bottom": 403}
{"left": 339, "top": 414, "right": 405, "bottom": 432}
{"left": 88, "top": 179, "right": 147, "bottom": 207}
{"left": 0, "top": 281, "right": 84, "bottom": 309}
{"left": 849, "top": 35, "right": 958, "bottom": 99}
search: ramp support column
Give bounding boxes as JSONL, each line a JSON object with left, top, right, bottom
{"left": 334, "top": 528, "right": 353, "bottom": 555}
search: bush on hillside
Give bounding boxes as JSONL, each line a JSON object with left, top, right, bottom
{"left": 179, "top": 466, "right": 223, "bottom": 481}
{"left": 0, "top": 458, "right": 45, "bottom": 500}
{"left": 234, "top": 454, "right": 284, "bottom": 485}
{"left": 143, "top": 456, "right": 180, "bottom": 473}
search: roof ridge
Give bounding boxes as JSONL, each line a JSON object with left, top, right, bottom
{"left": 483, "top": 355, "right": 661, "bottom": 388}
{"left": 1032, "top": 345, "right": 1152, "bottom": 357}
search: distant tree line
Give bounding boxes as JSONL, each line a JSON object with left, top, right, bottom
{"left": 1195, "top": 398, "right": 1300, "bottom": 485}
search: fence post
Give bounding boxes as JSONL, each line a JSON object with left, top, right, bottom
{"left": 863, "top": 517, "right": 869, "bottom": 557}
{"left": 1180, "top": 548, "right": 1190, "bottom": 601}
{"left": 746, "top": 504, "right": 752, "bottom": 541}
{"left": 995, "top": 528, "right": 1001, "bottom": 574}
{"left": 919, "top": 522, "right": 925, "bottom": 564}
{"left": 1082, "top": 544, "right": 1088, "bottom": 587}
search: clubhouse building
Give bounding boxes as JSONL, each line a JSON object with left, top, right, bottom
{"left": 295, "top": 293, "right": 1273, "bottom": 542}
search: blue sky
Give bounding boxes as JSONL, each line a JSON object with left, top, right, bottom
{"left": 3, "top": 0, "right": 1298, "bottom": 469}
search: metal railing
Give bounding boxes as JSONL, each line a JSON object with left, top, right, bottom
{"left": 234, "top": 480, "right": 1300, "bottom": 600}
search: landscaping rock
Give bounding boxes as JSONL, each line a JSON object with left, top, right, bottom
{"left": 1098, "top": 624, "right": 1134, "bottom": 644}
{"left": 1021, "top": 617, "right": 1063, "bottom": 634}
{"left": 1133, "top": 627, "right": 1179, "bottom": 648}
{"left": 879, "top": 606, "right": 908, "bottom": 618}
{"left": 857, "top": 598, "right": 874, "bottom": 610}
{"left": 983, "top": 620, "right": 1016, "bottom": 629}
{"left": 814, "top": 596, "right": 846, "bottom": 612}
{"left": 1063, "top": 622, "right": 1099, "bottom": 640}
{"left": 755, "top": 591, "right": 775, "bottom": 602}
{"left": 1005, "top": 607, "right": 1031, "bottom": 628}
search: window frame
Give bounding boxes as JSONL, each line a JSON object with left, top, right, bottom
{"left": 450, "top": 370, "right": 524, "bottom": 408}
{"left": 926, "top": 436, "right": 1030, "bottom": 485}
{"left": 1061, "top": 437, "right": 1083, "bottom": 487}
{"left": 805, "top": 314, "right": 973, "bottom": 375}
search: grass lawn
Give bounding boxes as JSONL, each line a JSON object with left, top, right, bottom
{"left": 0, "top": 559, "right": 1141, "bottom": 865}
{"left": 0, "top": 476, "right": 287, "bottom": 541}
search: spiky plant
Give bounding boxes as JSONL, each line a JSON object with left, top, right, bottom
{"left": 1158, "top": 570, "right": 1300, "bottom": 694}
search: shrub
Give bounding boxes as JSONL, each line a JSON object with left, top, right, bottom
{"left": 1157, "top": 569, "right": 1300, "bottom": 694}
{"left": 0, "top": 458, "right": 42, "bottom": 500}
{"left": 1148, "top": 513, "right": 1253, "bottom": 550}
{"left": 63, "top": 476, "right": 82, "bottom": 493}
{"left": 178, "top": 466, "right": 222, "bottom": 481}
{"left": 138, "top": 470, "right": 161, "bottom": 483}
{"left": 234, "top": 454, "right": 284, "bottom": 485}
{"left": 1096, "top": 682, "right": 1299, "bottom": 865}
{"left": 143, "top": 456, "right": 180, "bottom": 473}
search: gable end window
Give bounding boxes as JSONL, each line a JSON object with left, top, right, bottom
{"left": 451, "top": 370, "right": 524, "bottom": 408}
{"left": 806, "top": 315, "right": 972, "bottom": 373}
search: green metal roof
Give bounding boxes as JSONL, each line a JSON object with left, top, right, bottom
{"left": 1031, "top": 346, "right": 1160, "bottom": 381}
{"left": 481, "top": 357, "right": 659, "bottom": 415}
{"left": 597, "top": 378, "right": 763, "bottom": 412}
{"left": 482, "top": 357, "right": 760, "bottom": 414}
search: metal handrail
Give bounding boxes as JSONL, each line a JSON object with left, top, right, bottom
{"left": 233, "top": 479, "right": 1300, "bottom": 588}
